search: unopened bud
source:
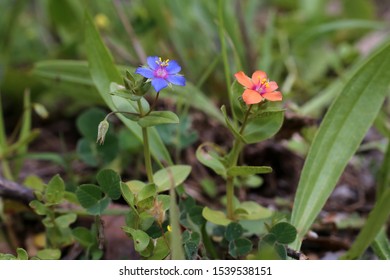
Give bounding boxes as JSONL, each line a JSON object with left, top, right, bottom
{"left": 33, "top": 103, "right": 49, "bottom": 119}
{"left": 96, "top": 119, "right": 109, "bottom": 145}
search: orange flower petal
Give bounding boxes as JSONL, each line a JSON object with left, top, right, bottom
{"left": 262, "top": 91, "right": 282, "bottom": 101}
{"left": 252, "top": 71, "right": 267, "bottom": 85}
{"left": 266, "top": 81, "right": 278, "bottom": 92}
{"left": 242, "top": 89, "right": 263, "bottom": 105}
{"left": 234, "top": 71, "right": 253, "bottom": 88}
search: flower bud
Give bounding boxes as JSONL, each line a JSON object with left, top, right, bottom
{"left": 96, "top": 119, "right": 109, "bottom": 145}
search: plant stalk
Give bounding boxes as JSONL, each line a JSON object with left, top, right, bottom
{"left": 226, "top": 105, "right": 252, "bottom": 219}
{"left": 138, "top": 100, "right": 154, "bottom": 183}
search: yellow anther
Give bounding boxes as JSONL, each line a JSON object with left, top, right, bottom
{"left": 157, "top": 57, "right": 170, "bottom": 67}
{"left": 167, "top": 225, "right": 172, "bottom": 232}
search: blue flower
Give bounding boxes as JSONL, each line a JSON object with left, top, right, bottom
{"left": 135, "top": 56, "right": 186, "bottom": 92}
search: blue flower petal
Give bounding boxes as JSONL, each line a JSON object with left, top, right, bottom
{"left": 151, "top": 78, "right": 169, "bottom": 92}
{"left": 147, "top": 56, "right": 159, "bottom": 70}
{"left": 167, "top": 75, "right": 186, "bottom": 86}
{"left": 166, "top": 60, "right": 181, "bottom": 74}
{"left": 135, "top": 67, "right": 155, "bottom": 79}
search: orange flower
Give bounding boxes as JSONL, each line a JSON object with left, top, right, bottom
{"left": 234, "top": 71, "right": 282, "bottom": 105}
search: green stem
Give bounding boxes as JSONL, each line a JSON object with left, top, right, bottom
{"left": 142, "top": 126, "right": 154, "bottom": 183}
{"left": 225, "top": 105, "right": 252, "bottom": 220}
{"left": 1, "top": 161, "right": 14, "bottom": 181}
{"left": 145, "top": 91, "right": 160, "bottom": 116}
{"left": 138, "top": 100, "right": 154, "bottom": 184}
{"left": 218, "top": 0, "right": 235, "bottom": 121}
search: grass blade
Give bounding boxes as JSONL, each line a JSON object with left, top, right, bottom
{"left": 371, "top": 228, "right": 390, "bottom": 260}
{"left": 341, "top": 188, "right": 390, "bottom": 259}
{"left": 290, "top": 41, "right": 390, "bottom": 250}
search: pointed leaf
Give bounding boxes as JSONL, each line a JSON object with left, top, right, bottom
{"left": 291, "top": 42, "right": 390, "bottom": 250}
{"left": 138, "top": 111, "right": 179, "bottom": 128}
{"left": 227, "top": 166, "right": 272, "bottom": 177}
{"left": 45, "top": 175, "right": 65, "bottom": 205}
{"left": 55, "top": 213, "right": 77, "bottom": 228}
{"left": 196, "top": 143, "right": 226, "bottom": 177}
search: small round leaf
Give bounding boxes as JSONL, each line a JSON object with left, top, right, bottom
{"left": 269, "top": 222, "right": 297, "bottom": 244}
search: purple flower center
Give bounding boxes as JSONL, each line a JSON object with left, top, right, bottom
{"left": 252, "top": 79, "right": 269, "bottom": 94}
{"left": 154, "top": 67, "right": 168, "bottom": 79}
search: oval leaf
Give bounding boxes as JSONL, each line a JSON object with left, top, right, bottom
{"left": 202, "top": 207, "right": 231, "bottom": 226}
{"left": 243, "top": 110, "right": 284, "bottom": 144}
{"left": 269, "top": 222, "right": 297, "bottom": 244}
{"left": 229, "top": 238, "right": 253, "bottom": 258}
{"left": 137, "top": 183, "right": 157, "bottom": 202}
{"left": 225, "top": 222, "right": 244, "bottom": 241}
{"left": 153, "top": 165, "right": 191, "bottom": 192}
{"left": 55, "top": 213, "right": 77, "bottom": 228}
{"left": 196, "top": 143, "right": 226, "bottom": 177}
{"left": 36, "top": 249, "right": 61, "bottom": 260}
{"left": 138, "top": 111, "right": 179, "bottom": 128}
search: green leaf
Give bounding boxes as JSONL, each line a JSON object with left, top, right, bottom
{"left": 202, "top": 207, "right": 231, "bottom": 226}
{"left": 153, "top": 165, "right": 191, "bottom": 192}
{"left": 29, "top": 200, "right": 48, "bottom": 215}
{"left": 72, "top": 227, "right": 94, "bottom": 247}
{"left": 120, "top": 182, "right": 135, "bottom": 208}
{"left": 221, "top": 105, "right": 246, "bottom": 143}
{"left": 45, "top": 174, "right": 65, "bottom": 205}
{"left": 96, "top": 169, "right": 121, "bottom": 200}
{"left": 377, "top": 140, "right": 390, "bottom": 197}
{"left": 225, "top": 222, "right": 244, "bottom": 241}
{"left": 156, "top": 195, "right": 170, "bottom": 211}
{"left": 55, "top": 213, "right": 77, "bottom": 228}
{"left": 227, "top": 166, "right": 272, "bottom": 177}
{"left": 274, "top": 243, "right": 287, "bottom": 260}
{"left": 290, "top": 42, "right": 390, "bottom": 250}
{"left": 196, "top": 143, "right": 226, "bottom": 177}
{"left": 188, "top": 206, "right": 206, "bottom": 226}
{"left": 231, "top": 80, "right": 246, "bottom": 121}
{"left": 371, "top": 228, "right": 390, "bottom": 260}
{"left": 234, "top": 201, "right": 273, "bottom": 220}
{"left": 16, "top": 248, "right": 28, "bottom": 260}
{"left": 243, "top": 110, "right": 284, "bottom": 144}
{"left": 84, "top": 11, "right": 172, "bottom": 166}
{"left": 122, "top": 228, "right": 150, "bottom": 252}
{"left": 76, "top": 184, "right": 109, "bottom": 215}
{"left": 229, "top": 238, "right": 253, "bottom": 258}
{"left": 138, "top": 111, "right": 179, "bottom": 128}
{"left": 137, "top": 184, "right": 157, "bottom": 202}
{"left": 148, "top": 235, "right": 170, "bottom": 260}
{"left": 269, "top": 222, "right": 297, "bottom": 244}
{"left": 125, "top": 180, "right": 146, "bottom": 195}
{"left": 341, "top": 188, "right": 390, "bottom": 259}
{"left": 36, "top": 249, "right": 61, "bottom": 260}
{"left": 184, "top": 241, "right": 199, "bottom": 260}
